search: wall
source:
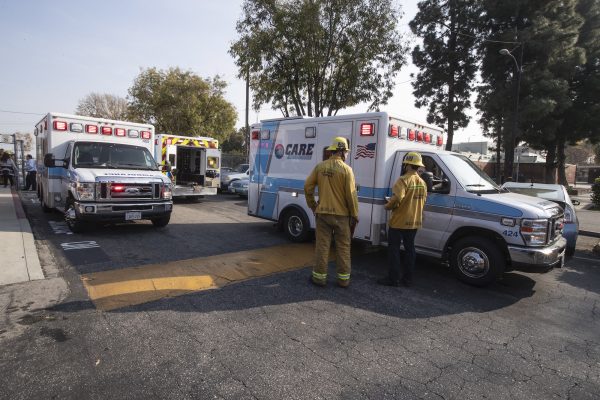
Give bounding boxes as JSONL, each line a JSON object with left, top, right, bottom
{"left": 472, "top": 160, "right": 576, "bottom": 185}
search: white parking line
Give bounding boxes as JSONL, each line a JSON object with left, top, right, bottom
{"left": 61, "top": 241, "right": 100, "bottom": 251}
{"left": 48, "top": 221, "right": 73, "bottom": 235}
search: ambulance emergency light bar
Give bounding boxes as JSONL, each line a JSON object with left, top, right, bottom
{"left": 51, "top": 119, "right": 152, "bottom": 140}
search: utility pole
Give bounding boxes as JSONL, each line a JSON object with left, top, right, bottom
{"left": 245, "top": 67, "right": 250, "bottom": 162}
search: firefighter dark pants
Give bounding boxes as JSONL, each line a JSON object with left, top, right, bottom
{"left": 387, "top": 228, "right": 417, "bottom": 284}
{"left": 312, "top": 214, "right": 351, "bottom": 287}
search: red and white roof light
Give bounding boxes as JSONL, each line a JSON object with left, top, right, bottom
{"left": 51, "top": 118, "right": 152, "bottom": 140}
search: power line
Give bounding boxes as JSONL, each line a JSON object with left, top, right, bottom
{"left": 0, "top": 109, "right": 45, "bottom": 116}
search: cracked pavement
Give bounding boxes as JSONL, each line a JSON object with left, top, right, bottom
{"left": 0, "top": 195, "right": 599, "bottom": 399}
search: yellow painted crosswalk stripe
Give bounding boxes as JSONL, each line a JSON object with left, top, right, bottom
{"left": 81, "top": 243, "right": 320, "bottom": 311}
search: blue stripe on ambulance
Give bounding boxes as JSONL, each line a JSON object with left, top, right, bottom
{"left": 48, "top": 166, "right": 68, "bottom": 179}
{"left": 452, "top": 197, "right": 522, "bottom": 217}
{"left": 253, "top": 171, "right": 523, "bottom": 221}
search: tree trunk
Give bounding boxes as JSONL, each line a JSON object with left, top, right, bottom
{"left": 495, "top": 116, "right": 503, "bottom": 183}
{"left": 556, "top": 135, "right": 568, "bottom": 186}
{"left": 445, "top": 1, "right": 457, "bottom": 152}
{"left": 544, "top": 144, "right": 557, "bottom": 184}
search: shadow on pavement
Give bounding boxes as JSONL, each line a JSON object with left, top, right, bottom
{"left": 48, "top": 248, "right": 537, "bottom": 320}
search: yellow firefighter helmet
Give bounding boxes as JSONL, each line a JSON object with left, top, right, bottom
{"left": 403, "top": 151, "right": 425, "bottom": 167}
{"left": 326, "top": 136, "right": 349, "bottom": 151}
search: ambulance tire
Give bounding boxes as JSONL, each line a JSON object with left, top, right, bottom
{"left": 151, "top": 215, "right": 171, "bottom": 228}
{"left": 449, "top": 237, "right": 503, "bottom": 286}
{"left": 64, "top": 198, "right": 87, "bottom": 234}
{"left": 283, "top": 209, "right": 311, "bottom": 243}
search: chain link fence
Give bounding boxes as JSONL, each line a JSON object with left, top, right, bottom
{"left": 221, "top": 153, "right": 248, "bottom": 169}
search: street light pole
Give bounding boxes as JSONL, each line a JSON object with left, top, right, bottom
{"left": 499, "top": 46, "right": 522, "bottom": 182}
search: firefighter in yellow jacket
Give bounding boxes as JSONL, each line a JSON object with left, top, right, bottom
{"left": 304, "top": 137, "right": 359, "bottom": 288}
{"left": 378, "top": 152, "right": 427, "bottom": 287}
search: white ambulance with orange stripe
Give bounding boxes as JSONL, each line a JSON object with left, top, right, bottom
{"left": 35, "top": 113, "right": 173, "bottom": 233}
{"left": 153, "top": 134, "right": 221, "bottom": 199}
{"left": 248, "top": 112, "right": 567, "bottom": 286}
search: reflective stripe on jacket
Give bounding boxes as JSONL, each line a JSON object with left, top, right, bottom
{"left": 385, "top": 170, "right": 427, "bottom": 229}
{"left": 304, "top": 154, "right": 358, "bottom": 218}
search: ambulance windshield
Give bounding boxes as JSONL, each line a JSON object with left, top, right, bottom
{"left": 442, "top": 154, "right": 500, "bottom": 193}
{"left": 73, "top": 142, "right": 158, "bottom": 170}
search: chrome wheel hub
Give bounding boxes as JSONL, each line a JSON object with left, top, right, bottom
{"left": 457, "top": 247, "right": 490, "bottom": 279}
{"left": 288, "top": 216, "right": 303, "bottom": 237}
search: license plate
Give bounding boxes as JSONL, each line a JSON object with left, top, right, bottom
{"left": 125, "top": 211, "right": 142, "bottom": 221}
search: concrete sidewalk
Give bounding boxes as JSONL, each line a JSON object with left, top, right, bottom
{"left": 0, "top": 186, "right": 44, "bottom": 285}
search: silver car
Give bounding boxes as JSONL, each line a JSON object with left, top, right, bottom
{"left": 229, "top": 178, "right": 249, "bottom": 197}
{"left": 501, "top": 182, "right": 579, "bottom": 256}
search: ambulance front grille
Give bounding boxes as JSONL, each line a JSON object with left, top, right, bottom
{"left": 97, "top": 182, "right": 162, "bottom": 201}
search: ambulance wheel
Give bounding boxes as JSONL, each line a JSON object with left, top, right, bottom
{"left": 449, "top": 237, "right": 503, "bottom": 286}
{"left": 283, "top": 209, "right": 310, "bottom": 242}
{"left": 151, "top": 215, "right": 171, "bottom": 228}
{"left": 64, "top": 199, "right": 87, "bottom": 233}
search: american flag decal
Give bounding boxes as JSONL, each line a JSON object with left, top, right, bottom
{"left": 354, "top": 143, "right": 376, "bottom": 159}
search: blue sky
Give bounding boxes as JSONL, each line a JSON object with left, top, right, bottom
{"left": 0, "top": 0, "right": 483, "bottom": 142}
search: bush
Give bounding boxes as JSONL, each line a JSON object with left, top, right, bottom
{"left": 592, "top": 177, "right": 600, "bottom": 209}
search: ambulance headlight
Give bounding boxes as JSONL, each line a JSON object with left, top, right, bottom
{"left": 75, "top": 182, "right": 95, "bottom": 201}
{"left": 162, "top": 184, "right": 172, "bottom": 200}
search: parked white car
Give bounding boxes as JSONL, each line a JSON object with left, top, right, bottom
{"left": 501, "top": 182, "right": 579, "bottom": 256}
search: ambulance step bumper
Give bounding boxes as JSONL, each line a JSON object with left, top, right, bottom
{"left": 75, "top": 201, "right": 172, "bottom": 222}
{"left": 172, "top": 186, "right": 217, "bottom": 197}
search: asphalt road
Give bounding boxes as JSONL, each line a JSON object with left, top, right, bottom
{"left": 0, "top": 193, "right": 599, "bottom": 399}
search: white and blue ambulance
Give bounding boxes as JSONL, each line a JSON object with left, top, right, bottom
{"left": 247, "top": 112, "right": 566, "bottom": 286}
{"left": 35, "top": 113, "right": 173, "bottom": 233}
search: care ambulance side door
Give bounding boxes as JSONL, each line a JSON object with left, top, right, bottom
{"left": 349, "top": 118, "right": 378, "bottom": 240}
{"left": 387, "top": 152, "right": 453, "bottom": 256}
{"left": 315, "top": 120, "right": 356, "bottom": 229}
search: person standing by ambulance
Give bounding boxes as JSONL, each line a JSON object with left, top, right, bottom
{"left": 378, "top": 152, "right": 427, "bottom": 287}
{"left": 24, "top": 154, "right": 37, "bottom": 191}
{"left": 304, "top": 137, "right": 359, "bottom": 288}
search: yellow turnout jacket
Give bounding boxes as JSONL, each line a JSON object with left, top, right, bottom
{"left": 304, "top": 154, "right": 359, "bottom": 218}
{"left": 385, "top": 170, "right": 427, "bottom": 229}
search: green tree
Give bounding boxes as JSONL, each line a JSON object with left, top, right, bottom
{"left": 477, "top": 1, "right": 588, "bottom": 183}
{"left": 128, "top": 67, "right": 237, "bottom": 143}
{"left": 410, "top": 0, "right": 483, "bottom": 151}
{"left": 230, "top": 0, "right": 408, "bottom": 117}
{"left": 557, "top": 0, "right": 600, "bottom": 181}
{"left": 221, "top": 127, "right": 247, "bottom": 154}
{"left": 517, "top": 0, "right": 585, "bottom": 183}
{"left": 76, "top": 93, "right": 129, "bottom": 120}
{"left": 477, "top": 0, "right": 532, "bottom": 181}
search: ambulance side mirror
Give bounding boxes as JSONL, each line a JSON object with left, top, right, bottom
{"left": 44, "top": 153, "right": 65, "bottom": 168}
{"left": 44, "top": 153, "right": 69, "bottom": 168}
